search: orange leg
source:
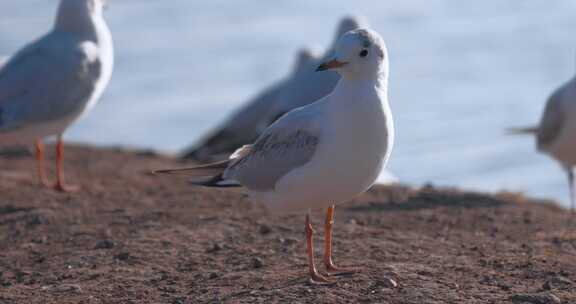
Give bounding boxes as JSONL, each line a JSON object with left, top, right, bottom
{"left": 306, "top": 211, "right": 333, "bottom": 284}
{"left": 53, "top": 134, "right": 79, "bottom": 192}
{"left": 324, "top": 206, "right": 356, "bottom": 275}
{"left": 34, "top": 139, "right": 51, "bottom": 187}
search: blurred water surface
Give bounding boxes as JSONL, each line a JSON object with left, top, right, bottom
{"left": 1, "top": 0, "right": 576, "bottom": 205}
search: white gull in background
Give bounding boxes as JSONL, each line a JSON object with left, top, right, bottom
{"left": 0, "top": 0, "right": 113, "bottom": 191}
{"left": 182, "top": 48, "right": 318, "bottom": 161}
{"left": 157, "top": 29, "right": 394, "bottom": 284}
{"left": 509, "top": 68, "right": 576, "bottom": 214}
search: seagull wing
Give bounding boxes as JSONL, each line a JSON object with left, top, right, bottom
{"left": 0, "top": 32, "right": 101, "bottom": 131}
{"left": 225, "top": 106, "right": 322, "bottom": 192}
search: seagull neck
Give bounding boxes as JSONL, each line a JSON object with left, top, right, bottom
{"left": 333, "top": 75, "right": 388, "bottom": 96}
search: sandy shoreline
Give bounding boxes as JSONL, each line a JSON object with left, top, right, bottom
{"left": 0, "top": 145, "right": 575, "bottom": 303}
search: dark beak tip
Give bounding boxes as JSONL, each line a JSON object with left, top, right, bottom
{"left": 316, "top": 63, "right": 330, "bottom": 72}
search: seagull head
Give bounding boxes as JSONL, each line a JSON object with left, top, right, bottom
{"left": 316, "top": 29, "right": 388, "bottom": 81}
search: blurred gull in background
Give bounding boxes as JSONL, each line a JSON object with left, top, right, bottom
{"left": 509, "top": 66, "right": 576, "bottom": 214}
{"left": 182, "top": 48, "right": 319, "bottom": 162}
{"left": 266, "top": 16, "right": 368, "bottom": 124}
{"left": 182, "top": 16, "right": 366, "bottom": 162}
{"left": 0, "top": 0, "right": 113, "bottom": 191}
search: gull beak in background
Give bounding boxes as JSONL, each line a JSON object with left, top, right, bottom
{"left": 316, "top": 59, "right": 347, "bottom": 72}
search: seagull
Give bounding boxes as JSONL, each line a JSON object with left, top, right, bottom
{"left": 509, "top": 73, "right": 576, "bottom": 214}
{"left": 182, "top": 16, "right": 366, "bottom": 162}
{"left": 0, "top": 0, "right": 113, "bottom": 191}
{"left": 156, "top": 29, "right": 393, "bottom": 284}
{"left": 182, "top": 48, "right": 318, "bottom": 162}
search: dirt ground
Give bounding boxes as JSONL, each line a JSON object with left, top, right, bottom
{"left": 0, "top": 145, "right": 576, "bottom": 304}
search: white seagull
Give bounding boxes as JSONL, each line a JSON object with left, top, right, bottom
{"left": 0, "top": 0, "right": 113, "bottom": 191}
{"left": 182, "top": 48, "right": 318, "bottom": 162}
{"left": 509, "top": 72, "right": 576, "bottom": 213}
{"left": 157, "top": 29, "right": 393, "bottom": 284}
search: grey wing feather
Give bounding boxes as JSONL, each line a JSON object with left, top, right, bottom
{"left": 537, "top": 87, "right": 565, "bottom": 149}
{"left": 0, "top": 33, "right": 101, "bottom": 131}
{"left": 225, "top": 108, "right": 321, "bottom": 191}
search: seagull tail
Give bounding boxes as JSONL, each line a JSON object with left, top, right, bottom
{"left": 153, "top": 160, "right": 241, "bottom": 188}
{"left": 153, "top": 160, "right": 230, "bottom": 176}
{"left": 506, "top": 126, "right": 539, "bottom": 135}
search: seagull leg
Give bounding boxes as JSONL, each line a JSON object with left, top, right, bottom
{"left": 34, "top": 139, "right": 51, "bottom": 187}
{"left": 323, "top": 205, "right": 356, "bottom": 275}
{"left": 305, "top": 210, "right": 333, "bottom": 285}
{"left": 53, "top": 135, "right": 79, "bottom": 192}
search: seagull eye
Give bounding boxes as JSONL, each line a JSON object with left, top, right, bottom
{"left": 359, "top": 49, "right": 369, "bottom": 57}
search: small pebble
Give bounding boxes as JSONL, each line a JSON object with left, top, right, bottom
{"left": 543, "top": 276, "right": 572, "bottom": 291}
{"left": 208, "top": 272, "right": 218, "bottom": 279}
{"left": 374, "top": 277, "right": 398, "bottom": 289}
{"left": 381, "top": 278, "right": 398, "bottom": 289}
{"left": 206, "top": 243, "right": 223, "bottom": 253}
{"left": 94, "top": 240, "right": 115, "bottom": 250}
{"left": 251, "top": 257, "right": 264, "bottom": 269}
{"left": 259, "top": 225, "right": 272, "bottom": 235}
{"left": 41, "top": 284, "right": 82, "bottom": 293}
{"left": 114, "top": 252, "right": 131, "bottom": 261}
{"left": 510, "top": 293, "right": 561, "bottom": 304}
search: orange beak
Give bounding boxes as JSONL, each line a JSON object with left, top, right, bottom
{"left": 316, "top": 59, "right": 348, "bottom": 72}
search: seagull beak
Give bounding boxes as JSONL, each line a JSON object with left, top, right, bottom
{"left": 316, "top": 59, "right": 347, "bottom": 72}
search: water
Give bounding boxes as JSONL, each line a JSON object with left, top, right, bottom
{"left": 1, "top": 0, "right": 575, "bottom": 206}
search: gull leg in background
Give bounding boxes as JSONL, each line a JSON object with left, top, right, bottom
{"left": 324, "top": 205, "right": 355, "bottom": 275}
{"left": 34, "top": 139, "right": 51, "bottom": 187}
{"left": 306, "top": 210, "right": 333, "bottom": 284}
{"left": 54, "top": 135, "right": 78, "bottom": 192}
{"left": 568, "top": 168, "right": 575, "bottom": 227}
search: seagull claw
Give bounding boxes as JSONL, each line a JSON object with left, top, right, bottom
{"left": 325, "top": 264, "right": 358, "bottom": 276}
{"left": 308, "top": 272, "right": 336, "bottom": 285}
{"left": 53, "top": 183, "right": 80, "bottom": 193}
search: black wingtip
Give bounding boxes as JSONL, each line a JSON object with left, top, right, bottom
{"left": 190, "top": 174, "right": 241, "bottom": 188}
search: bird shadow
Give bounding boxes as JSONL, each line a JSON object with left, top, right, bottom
{"left": 0, "top": 147, "right": 31, "bottom": 159}
{"left": 0, "top": 204, "right": 35, "bottom": 215}
{"left": 347, "top": 185, "right": 510, "bottom": 213}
